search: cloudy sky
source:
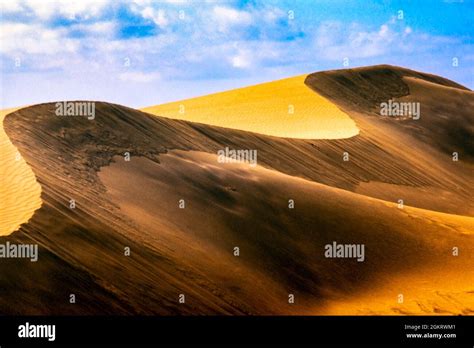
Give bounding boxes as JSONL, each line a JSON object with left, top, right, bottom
{"left": 0, "top": 0, "right": 472, "bottom": 108}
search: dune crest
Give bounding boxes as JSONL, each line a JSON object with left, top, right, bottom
{"left": 142, "top": 75, "right": 359, "bottom": 139}
{"left": 0, "top": 108, "right": 42, "bottom": 236}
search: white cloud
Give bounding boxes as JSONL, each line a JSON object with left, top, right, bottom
{"left": 163, "top": 0, "right": 190, "bottom": 4}
{"left": 140, "top": 7, "right": 168, "bottom": 28}
{"left": 379, "top": 24, "right": 389, "bottom": 37}
{"left": 314, "top": 21, "right": 409, "bottom": 60}
{"left": 119, "top": 71, "right": 161, "bottom": 83}
{"left": 212, "top": 6, "right": 253, "bottom": 33}
{"left": 130, "top": 1, "right": 181, "bottom": 29}
{"left": 261, "top": 7, "right": 286, "bottom": 24}
{"left": 0, "top": 22, "right": 79, "bottom": 56}
{"left": 70, "top": 21, "right": 116, "bottom": 36}
{"left": 0, "top": 0, "right": 23, "bottom": 13}
{"left": 21, "top": 0, "right": 111, "bottom": 20}
{"left": 231, "top": 49, "right": 252, "bottom": 69}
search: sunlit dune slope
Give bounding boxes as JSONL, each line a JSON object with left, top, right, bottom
{"left": 142, "top": 75, "right": 359, "bottom": 139}
{"left": 0, "top": 108, "right": 42, "bottom": 236}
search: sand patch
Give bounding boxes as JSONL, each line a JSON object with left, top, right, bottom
{"left": 142, "top": 75, "right": 359, "bottom": 139}
{"left": 0, "top": 108, "right": 42, "bottom": 236}
{"left": 356, "top": 181, "right": 474, "bottom": 216}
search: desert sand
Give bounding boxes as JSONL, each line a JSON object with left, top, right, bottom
{"left": 142, "top": 75, "right": 359, "bottom": 139}
{"left": 99, "top": 150, "right": 474, "bottom": 315}
{"left": 0, "top": 107, "right": 42, "bottom": 236}
{"left": 0, "top": 65, "right": 472, "bottom": 314}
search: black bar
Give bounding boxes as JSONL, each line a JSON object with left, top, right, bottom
{"left": 0, "top": 316, "right": 473, "bottom": 346}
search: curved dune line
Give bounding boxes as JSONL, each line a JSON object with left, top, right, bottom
{"left": 142, "top": 75, "right": 359, "bottom": 139}
{"left": 0, "top": 108, "right": 42, "bottom": 236}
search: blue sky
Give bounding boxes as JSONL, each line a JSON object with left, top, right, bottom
{"left": 0, "top": 0, "right": 472, "bottom": 108}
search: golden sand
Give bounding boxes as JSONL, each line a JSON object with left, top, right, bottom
{"left": 142, "top": 75, "right": 359, "bottom": 139}
{"left": 322, "top": 207, "right": 474, "bottom": 315}
{"left": 0, "top": 108, "right": 42, "bottom": 236}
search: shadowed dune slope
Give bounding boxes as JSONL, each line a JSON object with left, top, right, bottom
{"left": 99, "top": 150, "right": 474, "bottom": 315}
{"left": 305, "top": 64, "right": 473, "bottom": 159}
{"left": 306, "top": 65, "right": 473, "bottom": 215}
{"left": 1, "top": 65, "right": 473, "bottom": 314}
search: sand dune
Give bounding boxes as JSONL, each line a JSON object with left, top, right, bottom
{"left": 306, "top": 65, "right": 474, "bottom": 215}
{"left": 142, "top": 75, "right": 359, "bottom": 139}
{"left": 99, "top": 150, "right": 474, "bottom": 315}
{"left": 1, "top": 65, "right": 472, "bottom": 315}
{"left": 0, "top": 108, "right": 42, "bottom": 236}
